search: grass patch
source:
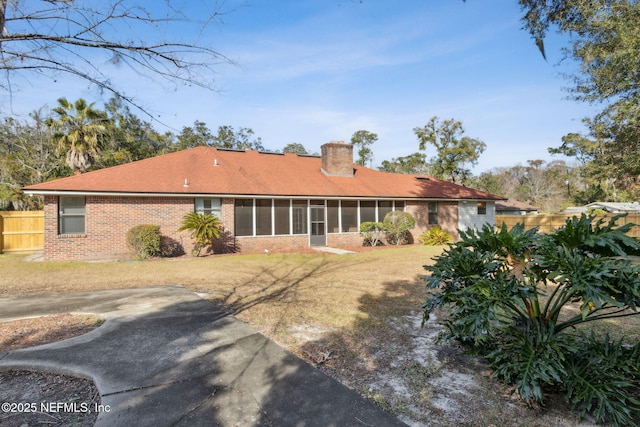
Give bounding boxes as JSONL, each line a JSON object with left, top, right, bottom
{"left": 0, "top": 247, "right": 436, "bottom": 337}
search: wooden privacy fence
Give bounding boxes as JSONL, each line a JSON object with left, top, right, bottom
{"left": 0, "top": 211, "right": 44, "bottom": 254}
{"left": 496, "top": 214, "right": 640, "bottom": 239}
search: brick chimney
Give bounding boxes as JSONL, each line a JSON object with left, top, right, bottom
{"left": 321, "top": 141, "right": 354, "bottom": 177}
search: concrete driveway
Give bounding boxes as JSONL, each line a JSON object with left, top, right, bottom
{"left": 0, "top": 285, "right": 406, "bottom": 426}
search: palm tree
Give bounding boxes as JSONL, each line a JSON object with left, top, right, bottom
{"left": 178, "top": 212, "right": 223, "bottom": 256}
{"left": 46, "top": 98, "right": 109, "bottom": 175}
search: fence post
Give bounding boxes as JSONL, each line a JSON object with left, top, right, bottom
{"left": 0, "top": 213, "right": 3, "bottom": 254}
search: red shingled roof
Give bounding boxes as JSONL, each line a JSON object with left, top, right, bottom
{"left": 23, "top": 146, "right": 503, "bottom": 200}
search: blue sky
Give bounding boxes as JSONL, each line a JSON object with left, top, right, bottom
{"left": 2, "top": 0, "right": 598, "bottom": 174}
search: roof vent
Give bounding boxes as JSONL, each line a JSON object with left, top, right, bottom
{"left": 214, "top": 159, "right": 219, "bottom": 167}
{"left": 183, "top": 178, "right": 189, "bottom": 188}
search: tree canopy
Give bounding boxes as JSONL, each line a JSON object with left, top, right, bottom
{"left": 522, "top": 1, "right": 640, "bottom": 198}
{"left": 378, "top": 152, "right": 430, "bottom": 175}
{"left": 413, "top": 116, "right": 486, "bottom": 185}
{"left": 46, "top": 98, "right": 109, "bottom": 175}
{"left": 350, "top": 130, "right": 378, "bottom": 166}
{"left": 282, "top": 143, "right": 309, "bottom": 155}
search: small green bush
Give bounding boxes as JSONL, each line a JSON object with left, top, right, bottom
{"left": 383, "top": 211, "right": 415, "bottom": 245}
{"left": 418, "top": 226, "right": 453, "bottom": 245}
{"left": 359, "top": 221, "right": 385, "bottom": 246}
{"left": 587, "top": 208, "right": 607, "bottom": 215}
{"left": 126, "top": 224, "right": 161, "bottom": 259}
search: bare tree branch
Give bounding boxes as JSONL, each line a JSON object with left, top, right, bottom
{"left": 0, "top": 0, "right": 235, "bottom": 119}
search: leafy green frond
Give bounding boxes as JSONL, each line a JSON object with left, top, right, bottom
{"left": 565, "top": 334, "right": 640, "bottom": 426}
{"left": 178, "top": 212, "right": 223, "bottom": 256}
{"left": 544, "top": 214, "right": 640, "bottom": 257}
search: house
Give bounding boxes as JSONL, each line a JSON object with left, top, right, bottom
{"left": 23, "top": 141, "right": 504, "bottom": 261}
{"left": 495, "top": 199, "right": 539, "bottom": 215}
{"left": 561, "top": 202, "right": 640, "bottom": 215}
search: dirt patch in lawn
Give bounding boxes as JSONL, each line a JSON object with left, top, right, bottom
{"left": 0, "top": 315, "right": 103, "bottom": 427}
{"left": 299, "top": 309, "right": 593, "bottom": 427}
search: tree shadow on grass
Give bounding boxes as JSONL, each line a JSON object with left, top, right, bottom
{"left": 212, "top": 254, "right": 361, "bottom": 316}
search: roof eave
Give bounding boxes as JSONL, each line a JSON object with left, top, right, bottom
{"left": 24, "top": 188, "right": 503, "bottom": 202}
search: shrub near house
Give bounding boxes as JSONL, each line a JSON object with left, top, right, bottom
{"left": 384, "top": 211, "right": 416, "bottom": 245}
{"left": 126, "top": 224, "right": 161, "bottom": 259}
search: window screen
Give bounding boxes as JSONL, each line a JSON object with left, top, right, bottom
{"left": 274, "top": 199, "right": 290, "bottom": 235}
{"left": 327, "top": 200, "right": 339, "bottom": 233}
{"left": 59, "top": 196, "right": 86, "bottom": 234}
{"left": 234, "top": 199, "right": 253, "bottom": 236}
{"left": 292, "top": 200, "right": 307, "bottom": 234}
{"left": 341, "top": 201, "right": 358, "bottom": 232}
{"left": 378, "top": 201, "right": 392, "bottom": 222}
{"left": 360, "top": 201, "right": 376, "bottom": 223}
{"left": 255, "top": 199, "right": 273, "bottom": 235}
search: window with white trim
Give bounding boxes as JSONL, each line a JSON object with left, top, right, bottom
{"left": 477, "top": 201, "right": 487, "bottom": 215}
{"left": 360, "top": 201, "right": 376, "bottom": 223}
{"left": 341, "top": 201, "right": 358, "bottom": 232}
{"left": 195, "top": 198, "right": 221, "bottom": 218}
{"left": 327, "top": 200, "right": 339, "bottom": 233}
{"left": 59, "top": 196, "right": 86, "bottom": 234}
{"left": 428, "top": 201, "right": 438, "bottom": 225}
{"left": 378, "top": 201, "right": 392, "bottom": 221}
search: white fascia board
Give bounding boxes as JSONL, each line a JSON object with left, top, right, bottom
{"left": 24, "top": 190, "right": 488, "bottom": 202}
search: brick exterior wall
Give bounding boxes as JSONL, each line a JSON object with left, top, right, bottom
{"left": 436, "top": 201, "right": 460, "bottom": 241}
{"left": 44, "top": 195, "right": 197, "bottom": 261}
{"left": 235, "top": 235, "right": 310, "bottom": 253}
{"left": 407, "top": 200, "right": 459, "bottom": 242}
{"left": 43, "top": 196, "right": 461, "bottom": 260}
{"left": 327, "top": 232, "right": 365, "bottom": 247}
{"left": 321, "top": 142, "right": 354, "bottom": 177}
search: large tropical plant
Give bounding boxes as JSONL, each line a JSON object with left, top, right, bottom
{"left": 423, "top": 214, "right": 640, "bottom": 425}
{"left": 178, "top": 212, "right": 222, "bottom": 256}
{"left": 46, "top": 98, "right": 109, "bottom": 175}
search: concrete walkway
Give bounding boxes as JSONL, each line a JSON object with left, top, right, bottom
{"left": 311, "top": 246, "right": 356, "bottom": 255}
{"left": 0, "top": 286, "right": 406, "bottom": 426}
